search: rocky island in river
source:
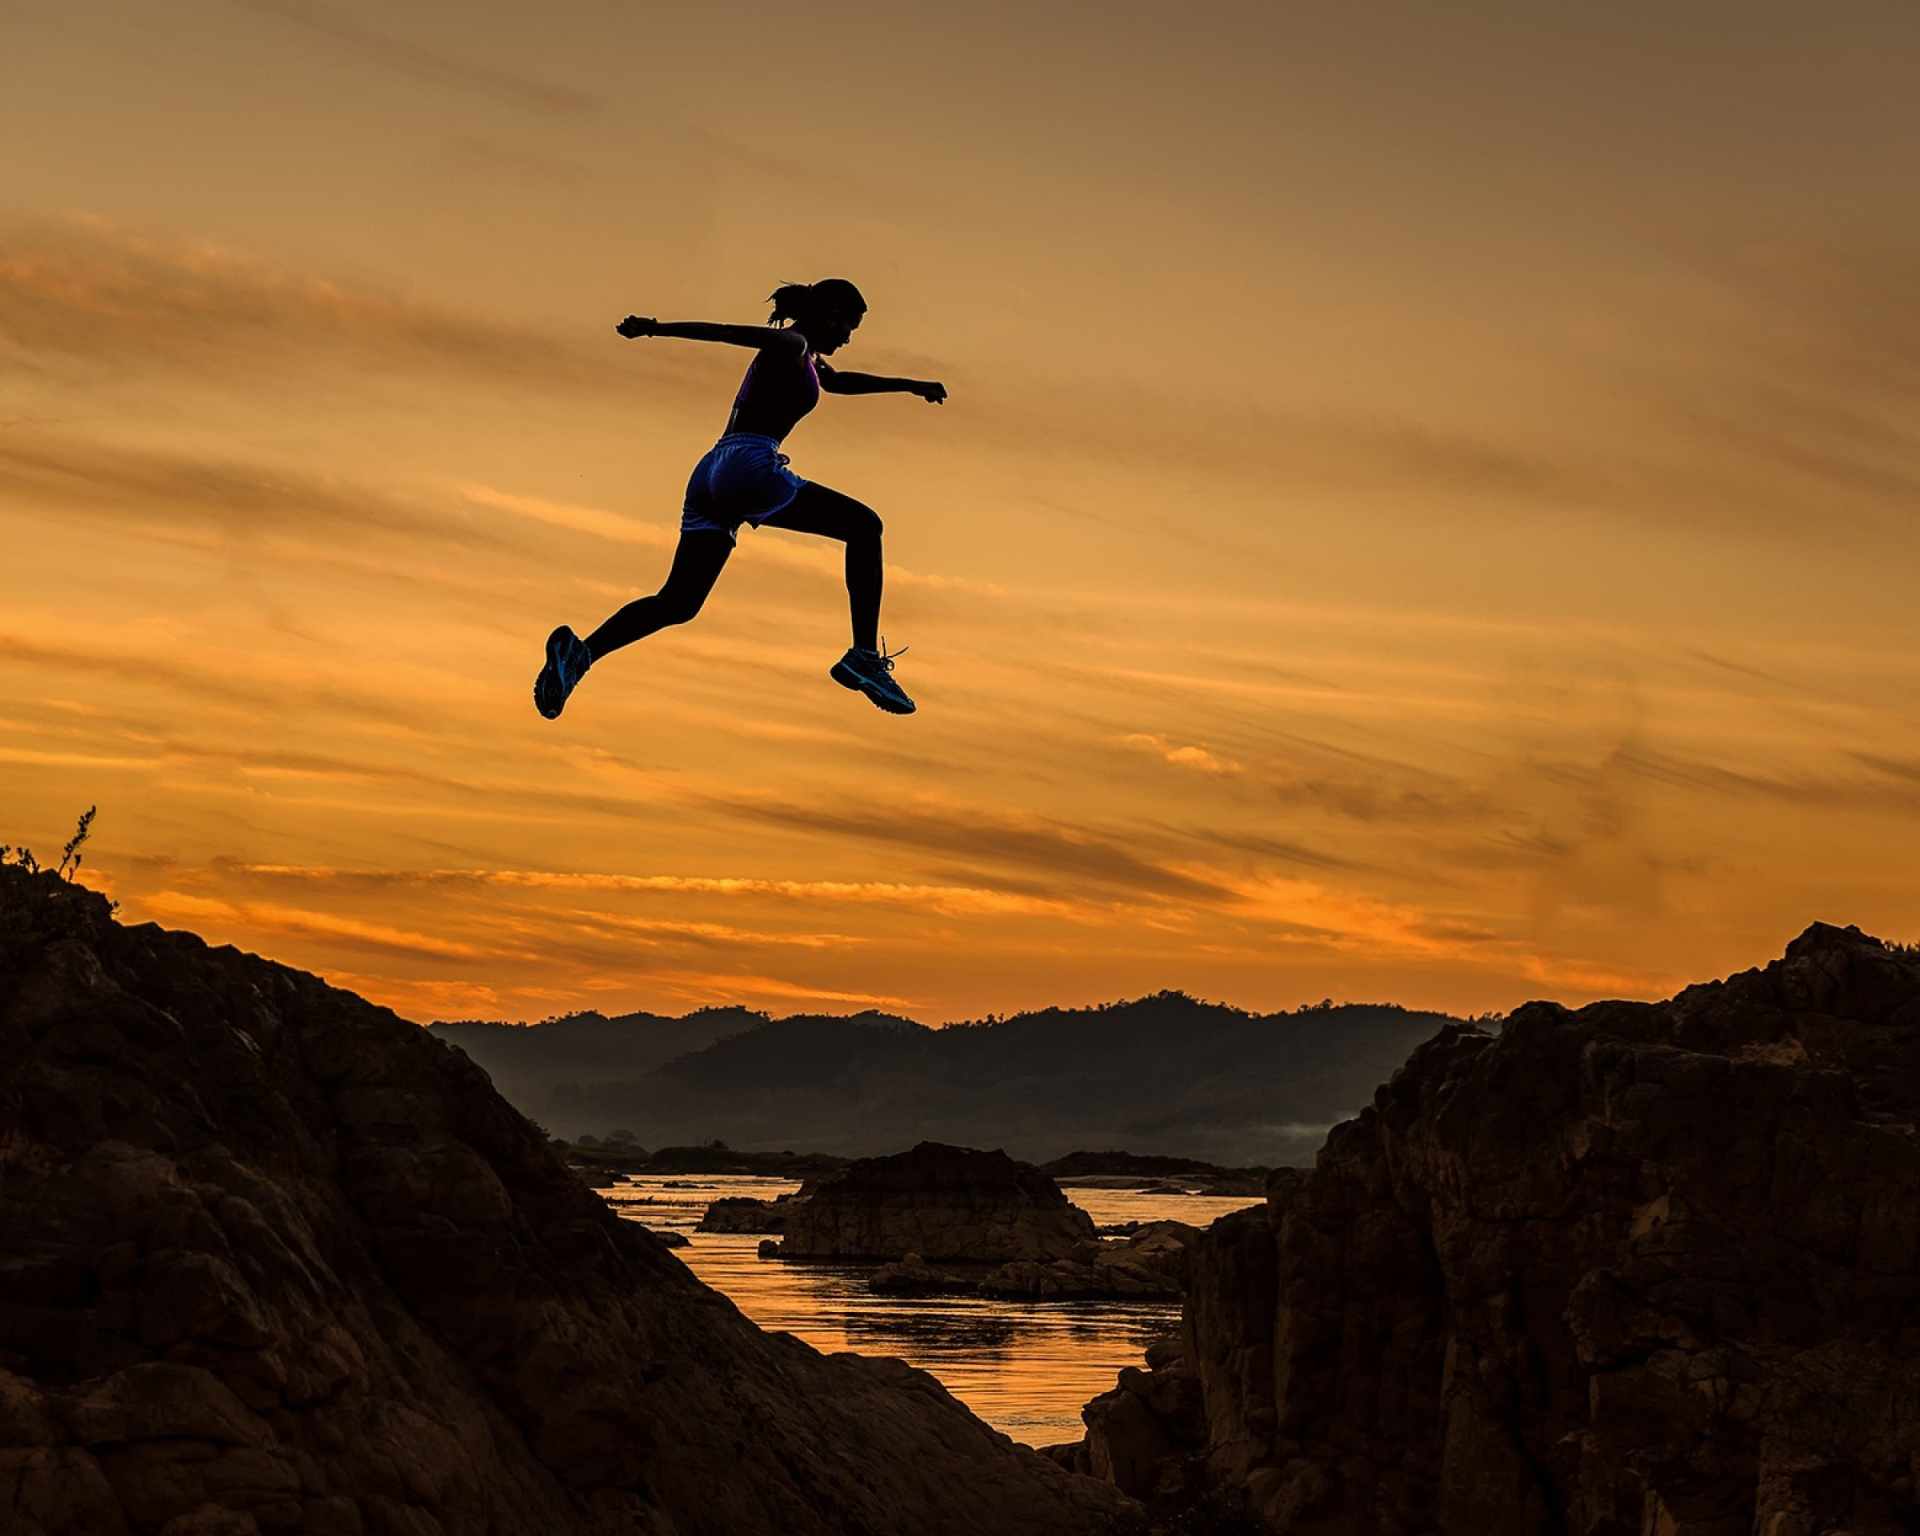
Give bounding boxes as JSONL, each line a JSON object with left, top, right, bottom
{"left": 724, "top": 1141, "right": 1206, "bottom": 1300}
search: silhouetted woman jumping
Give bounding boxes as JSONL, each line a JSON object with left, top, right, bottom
{"left": 533, "top": 278, "right": 946, "bottom": 721}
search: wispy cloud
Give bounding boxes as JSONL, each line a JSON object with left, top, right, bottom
{"left": 637, "top": 970, "right": 915, "bottom": 1010}
{"left": 1168, "top": 825, "right": 1379, "bottom": 876}
{"left": 1611, "top": 745, "right": 1920, "bottom": 813}
{"left": 0, "top": 215, "right": 692, "bottom": 399}
{"left": 1196, "top": 870, "right": 1681, "bottom": 999}
{"left": 698, "top": 790, "right": 1236, "bottom": 903}
{"left": 0, "top": 634, "right": 427, "bottom": 729}
{"left": 1853, "top": 753, "right": 1920, "bottom": 786}
{"left": 142, "top": 889, "right": 492, "bottom": 960}
{"left": 1590, "top": 231, "right": 1920, "bottom": 542}
{"left": 1118, "top": 731, "right": 1243, "bottom": 775}
{"left": 1, "top": 431, "right": 512, "bottom": 551}
{"left": 559, "top": 907, "right": 868, "bottom": 952}
{"left": 457, "top": 483, "right": 676, "bottom": 551}
{"left": 222, "top": 862, "right": 1096, "bottom": 920}
{"left": 230, "top": 0, "right": 599, "bottom": 117}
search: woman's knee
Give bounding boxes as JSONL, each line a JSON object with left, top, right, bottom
{"left": 854, "top": 503, "right": 883, "bottom": 542}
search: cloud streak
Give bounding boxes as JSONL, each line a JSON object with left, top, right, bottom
{"left": 697, "top": 791, "right": 1237, "bottom": 904}
{"left": 1, "top": 432, "right": 514, "bottom": 552}
{"left": 1118, "top": 731, "right": 1243, "bottom": 775}
{"left": 0, "top": 215, "right": 697, "bottom": 401}
{"left": 221, "top": 862, "right": 1094, "bottom": 920}
{"left": 230, "top": 0, "right": 599, "bottom": 117}
{"left": 142, "top": 889, "right": 491, "bottom": 961}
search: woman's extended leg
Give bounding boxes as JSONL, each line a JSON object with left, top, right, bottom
{"left": 761, "top": 481, "right": 882, "bottom": 651}
{"left": 759, "top": 482, "right": 914, "bottom": 715}
{"left": 584, "top": 529, "right": 734, "bottom": 661}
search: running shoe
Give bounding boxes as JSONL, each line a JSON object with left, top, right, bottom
{"left": 534, "top": 625, "right": 594, "bottom": 719}
{"left": 831, "top": 640, "right": 916, "bottom": 715}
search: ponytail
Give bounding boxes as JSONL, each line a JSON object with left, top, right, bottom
{"left": 766, "top": 282, "right": 815, "bottom": 327}
{"left": 765, "top": 277, "right": 868, "bottom": 330}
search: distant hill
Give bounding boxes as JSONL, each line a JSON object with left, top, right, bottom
{"left": 436, "top": 991, "right": 1469, "bottom": 1167}
{"left": 428, "top": 1005, "right": 765, "bottom": 1127}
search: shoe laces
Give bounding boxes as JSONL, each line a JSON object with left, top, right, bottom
{"left": 871, "top": 637, "right": 908, "bottom": 674}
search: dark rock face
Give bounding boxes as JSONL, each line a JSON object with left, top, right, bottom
{"left": 695, "top": 1195, "right": 797, "bottom": 1234}
{"left": 774, "top": 1142, "right": 1099, "bottom": 1262}
{"left": 1065, "top": 922, "right": 1920, "bottom": 1535}
{"left": 870, "top": 1222, "right": 1205, "bottom": 1302}
{"left": 979, "top": 1221, "right": 1201, "bottom": 1300}
{"left": 0, "top": 869, "right": 1140, "bottom": 1536}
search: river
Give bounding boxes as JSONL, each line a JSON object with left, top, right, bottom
{"left": 596, "top": 1173, "right": 1261, "bottom": 1446}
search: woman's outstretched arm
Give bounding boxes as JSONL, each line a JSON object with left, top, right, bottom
{"left": 617, "top": 316, "right": 804, "bottom": 354}
{"left": 818, "top": 362, "right": 947, "bottom": 404}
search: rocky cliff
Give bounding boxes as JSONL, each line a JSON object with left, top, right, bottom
{"left": 773, "top": 1142, "right": 1099, "bottom": 1262}
{"left": 0, "top": 867, "right": 1139, "bottom": 1536}
{"left": 1058, "top": 922, "right": 1920, "bottom": 1535}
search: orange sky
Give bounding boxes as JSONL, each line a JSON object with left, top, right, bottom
{"left": 5, "top": 0, "right": 1918, "bottom": 1024}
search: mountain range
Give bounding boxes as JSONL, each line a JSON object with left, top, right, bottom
{"left": 430, "top": 991, "right": 1468, "bottom": 1165}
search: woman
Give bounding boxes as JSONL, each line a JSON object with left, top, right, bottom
{"left": 533, "top": 278, "right": 947, "bottom": 721}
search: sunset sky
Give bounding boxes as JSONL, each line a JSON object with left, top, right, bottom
{"left": 5, "top": 0, "right": 1918, "bottom": 1026}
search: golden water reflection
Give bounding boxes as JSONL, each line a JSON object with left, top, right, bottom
{"left": 600, "top": 1174, "right": 1262, "bottom": 1445}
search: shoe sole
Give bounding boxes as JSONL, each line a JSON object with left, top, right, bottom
{"left": 830, "top": 660, "right": 916, "bottom": 715}
{"left": 534, "top": 626, "right": 574, "bottom": 719}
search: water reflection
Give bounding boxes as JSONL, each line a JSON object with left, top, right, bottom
{"left": 597, "top": 1172, "right": 1261, "bottom": 1445}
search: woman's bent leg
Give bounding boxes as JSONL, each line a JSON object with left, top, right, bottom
{"left": 584, "top": 530, "right": 733, "bottom": 660}
{"left": 760, "top": 482, "right": 882, "bottom": 651}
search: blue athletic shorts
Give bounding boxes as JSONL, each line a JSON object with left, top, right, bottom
{"left": 681, "top": 432, "right": 809, "bottom": 543}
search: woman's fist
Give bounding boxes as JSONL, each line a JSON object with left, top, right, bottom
{"left": 616, "top": 315, "right": 657, "bottom": 339}
{"left": 915, "top": 381, "right": 948, "bottom": 405}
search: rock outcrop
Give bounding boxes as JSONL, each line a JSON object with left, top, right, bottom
{"left": 1058, "top": 922, "right": 1920, "bottom": 1534}
{"left": 0, "top": 867, "right": 1140, "bottom": 1536}
{"left": 1044, "top": 1152, "right": 1272, "bottom": 1199}
{"left": 871, "top": 1221, "right": 1204, "bottom": 1301}
{"left": 772, "top": 1142, "right": 1098, "bottom": 1262}
{"left": 695, "top": 1194, "right": 800, "bottom": 1234}
{"left": 981, "top": 1221, "right": 1201, "bottom": 1300}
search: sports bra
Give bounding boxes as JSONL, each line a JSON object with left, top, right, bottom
{"left": 724, "top": 345, "right": 820, "bottom": 441}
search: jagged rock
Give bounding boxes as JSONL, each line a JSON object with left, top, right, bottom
{"left": 979, "top": 1222, "right": 1201, "bottom": 1300}
{"left": 1065, "top": 921, "right": 1920, "bottom": 1534}
{"left": 0, "top": 867, "right": 1142, "bottom": 1536}
{"left": 871, "top": 1254, "right": 979, "bottom": 1295}
{"left": 1083, "top": 1359, "right": 1207, "bottom": 1505}
{"left": 866, "top": 1224, "right": 1204, "bottom": 1301}
{"left": 1142, "top": 1334, "right": 1184, "bottom": 1373}
{"left": 696, "top": 1194, "right": 797, "bottom": 1234}
{"left": 772, "top": 1142, "right": 1098, "bottom": 1262}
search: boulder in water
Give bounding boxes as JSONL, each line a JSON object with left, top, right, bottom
{"left": 772, "top": 1141, "right": 1098, "bottom": 1262}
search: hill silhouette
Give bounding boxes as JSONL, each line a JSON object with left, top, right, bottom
{"left": 434, "top": 991, "right": 1464, "bottom": 1165}
{"left": 430, "top": 1003, "right": 764, "bottom": 1124}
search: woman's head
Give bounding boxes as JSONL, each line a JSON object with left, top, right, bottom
{"left": 767, "top": 278, "right": 866, "bottom": 355}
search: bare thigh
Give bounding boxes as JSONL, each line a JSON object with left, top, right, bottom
{"left": 759, "top": 481, "right": 883, "bottom": 542}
